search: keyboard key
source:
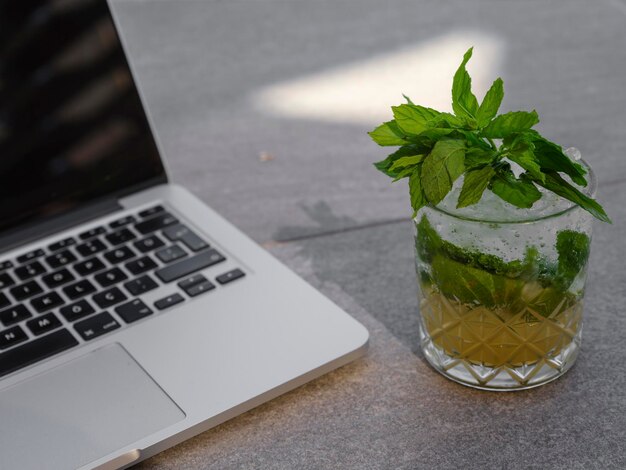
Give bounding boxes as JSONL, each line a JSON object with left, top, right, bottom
{"left": 76, "top": 238, "right": 107, "bottom": 257}
{"left": 110, "top": 215, "right": 136, "bottom": 229}
{"left": 0, "top": 305, "right": 32, "bottom": 327}
{"left": 124, "top": 275, "right": 158, "bottom": 296}
{"left": 154, "top": 293, "right": 184, "bottom": 310}
{"left": 185, "top": 281, "right": 215, "bottom": 297}
{"left": 17, "top": 249, "right": 45, "bottom": 264}
{"left": 94, "top": 267, "right": 128, "bottom": 288}
{"left": 63, "top": 280, "right": 96, "bottom": 300}
{"left": 10, "top": 280, "right": 43, "bottom": 301}
{"left": 125, "top": 256, "right": 157, "bottom": 275}
{"left": 31, "top": 292, "right": 64, "bottom": 313}
{"left": 104, "top": 246, "right": 135, "bottom": 264}
{"left": 0, "top": 326, "right": 28, "bottom": 350}
{"left": 163, "top": 224, "right": 209, "bottom": 252}
{"left": 93, "top": 287, "right": 127, "bottom": 309}
{"left": 46, "top": 250, "right": 77, "bottom": 269}
{"left": 79, "top": 226, "right": 106, "bottom": 240}
{"left": 0, "top": 293, "right": 9, "bottom": 309}
{"left": 162, "top": 224, "right": 189, "bottom": 241}
{"left": 115, "top": 299, "right": 153, "bottom": 323}
{"left": 60, "top": 300, "right": 95, "bottom": 322}
{"left": 180, "top": 232, "right": 208, "bottom": 252}
{"left": 134, "top": 234, "right": 165, "bottom": 253}
{"left": 42, "top": 268, "right": 75, "bottom": 289}
{"left": 0, "top": 329, "right": 78, "bottom": 378}
{"left": 155, "top": 249, "right": 226, "bottom": 283}
{"left": 134, "top": 212, "right": 178, "bottom": 235}
{"left": 74, "top": 312, "right": 120, "bottom": 341}
{"left": 177, "top": 274, "right": 207, "bottom": 290}
{"left": 216, "top": 269, "right": 246, "bottom": 285}
{"left": 48, "top": 237, "right": 76, "bottom": 252}
{"left": 155, "top": 245, "right": 187, "bottom": 263}
{"left": 74, "top": 257, "right": 106, "bottom": 276}
{"left": 0, "top": 272, "right": 15, "bottom": 289}
{"left": 105, "top": 228, "right": 137, "bottom": 246}
{"left": 27, "top": 313, "right": 62, "bottom": 336}
{"left": 15, "top": 261, "right": 46, "bottom": 281}
{"left": 0, "top": 261, "right": 13, "bottom": 271}
{"left": 138, "top": 205, "right": 164, "bottom": 218}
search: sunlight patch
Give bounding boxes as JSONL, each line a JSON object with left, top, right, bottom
{"left": 252, "top": 32, "right": 504, "bottom": 126}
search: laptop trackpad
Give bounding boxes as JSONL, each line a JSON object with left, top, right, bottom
{"left": 0, "top": 344, "right": 185, "bottom": 470}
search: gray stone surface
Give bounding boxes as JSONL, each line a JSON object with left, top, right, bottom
{"left": 107, "top": 0, "right": 626, "bottom": 467}
{"left": 114, "top": 0, "right": 626, "bottom": 243}
{"left": 137, "top": 187, "right": 626, "bottom": 469}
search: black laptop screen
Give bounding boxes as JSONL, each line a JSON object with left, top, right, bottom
{"left": 0, "top": 0, "right": 166, "bottom": 234}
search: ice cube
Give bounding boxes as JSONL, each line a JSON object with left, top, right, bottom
{"left": 565, "top": 147, "right": 582, "bottom": 161}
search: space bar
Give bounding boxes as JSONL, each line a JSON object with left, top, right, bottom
{"left": 155, "top": 249, "right": 226, "bottom": 283}
{"left": 0, "top": 329, "right": 79, "bottom": 378}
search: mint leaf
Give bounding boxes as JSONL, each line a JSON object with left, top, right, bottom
{"left": 465, "top": 147, "right": 496, "bottom": 169}
{"left": 506, "top": 136, "right": 545, "bottom": 183}
{"left": 409, "top": 166, "right": 427, "bottom": 215}
{"left": 524, "top": 285, "right": 577, "bottom": 318}
{"left": 536, "top": 171, "right": 611, "bottom": 223}
{"left": 431, "top": 254, "right": 499, "bottom": 306}
{"left": 392, "top": 104, "right": 440, "bottom": 135}
{"left": 416, "top": 216, "right": 575, "bottom": 312}
{"left": 374, "top": 143, "right": 434, "bottom": 177}
{"left": 392, "top": 166, "right": 417, "bottom": 182}
{"left": 555, "top": 230, "right": 590, "bottom": 290}
{"left": 430, "top": 247, "right": 575, "bottom": 314}
{"left": 421, "top": 139, "right": 465, "bottom": 204}
{"left": 415, "top": 215, "right": 442, "bottom": 262}
{"left": 368, "top": 121, "right": 407, "bottom": 146}
{"left": 373, "top": 158, "right": 396, "bottom": 177}
{"left": 389, "top": 154, "right": 426, "bottom": 172}
{"left": 370, "top": 48, "right": 610, "bottom": 224}
{"left": 417, "top": 215, "right": 531, "bottom": 279}
{"left": 529, "top": 133, "right": 587, "bottom": 186}
{"left": 374, "top": 155, "right": 402, "bottom": 177}
{"left": 461, "top": 130, "right": 494, "bottom": 151}
{"left": 482, "top": 111, "right": 539, "bottom": 138}
{"left": 490, "top": 168, "right": 541, "bottom": 208}
{"left": 437, "top": 112, "right": 465, "bottom": 128}
{"left": 457, "top": 165, "right": 496, "bottom": 208}
{"left": 476, "top": 77, "right": 504, "bottom": 128}
{"left": 391, "top": 143, "right": 433, "bottom": 159}
{"left": 451, "top": 47, "right": 479, "bottom": 118}
{"left": 419, "top": 128, "right": 454, "bottom": 141}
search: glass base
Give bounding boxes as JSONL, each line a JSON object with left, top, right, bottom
{"left": 420, "top": 325, "right": 581, "bottom": 391}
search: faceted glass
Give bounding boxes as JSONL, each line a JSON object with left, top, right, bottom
{"left": 415, "top": 160, "right": 595, "bottom": 391}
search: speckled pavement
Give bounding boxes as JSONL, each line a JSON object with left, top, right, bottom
{"left": 110, "top": 0, "right": 626, "bottom": 467}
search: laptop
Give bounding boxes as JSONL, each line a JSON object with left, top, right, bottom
{"left": 0, "top": 1, "right": 369, "bottom": 468}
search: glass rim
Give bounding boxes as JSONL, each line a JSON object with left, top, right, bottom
{"left": 421, "top": 158, "right": 597, "bottom": 225}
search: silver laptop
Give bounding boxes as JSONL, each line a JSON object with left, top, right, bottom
{"left": 0, "top": 1, "right": 368, "bottom": 468}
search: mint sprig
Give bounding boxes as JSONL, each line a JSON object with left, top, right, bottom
{"left": 369, "top": 47, "right": 610, "bottom": 223}
{"left": 416, "top": 215, "right": 587, "bottom": 312}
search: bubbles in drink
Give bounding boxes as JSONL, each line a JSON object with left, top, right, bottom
{"left": 437, "top": 173, "right": 575, "bottom": 222}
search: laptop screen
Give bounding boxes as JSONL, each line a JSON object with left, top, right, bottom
{"left": 0, "top": 0, "right": 166, "bottom": 235}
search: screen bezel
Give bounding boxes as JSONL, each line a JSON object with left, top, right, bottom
{"left": 106, "top": 0, "right": 170, "bottom": 187}
{"left": 0, "top": 0, "right": 170, "bottom": 240}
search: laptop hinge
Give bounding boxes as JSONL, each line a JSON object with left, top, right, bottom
{"left": 0, "top": 198, "right": 123, "bottom": 255}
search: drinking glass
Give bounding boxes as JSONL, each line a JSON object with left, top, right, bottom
{"left": 415, "top": 160, "right": 595, "bottom": 390}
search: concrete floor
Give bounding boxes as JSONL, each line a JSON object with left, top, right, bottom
{"left": 111, "top": 0, "right": 626, "bottom": 467}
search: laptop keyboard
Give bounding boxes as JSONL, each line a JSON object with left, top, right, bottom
{"left": 0, "top": 205, "right": 246, "bottom": 379}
